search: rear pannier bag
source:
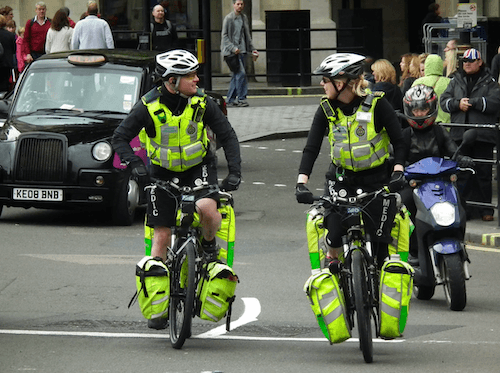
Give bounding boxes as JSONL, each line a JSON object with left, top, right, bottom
{"left": 379, "top": 260, "right": 414, "bottom": 339}
{"left": 196, "top": 261, "right": 238, "bottom": 325}
{"left": 129, "top": 256, "right": 170, "bottom": 320}
{"left": 304, "top": 269, "right": 351, "bottom": 344}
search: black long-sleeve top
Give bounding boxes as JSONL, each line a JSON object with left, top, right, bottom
{"left": 298, "top": 96, "right": 405, "bottom": 178}
{"left": 112, "top": 85, "right": 241, "bottom": 178}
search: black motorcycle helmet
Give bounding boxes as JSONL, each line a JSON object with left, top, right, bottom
{"left": 403, "top": 84, "right": 438, "bottom": 130}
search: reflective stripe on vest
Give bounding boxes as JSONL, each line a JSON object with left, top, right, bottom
{"left": 142, "top": 94, "right": 209, "bottom": 172}
{"left": 321, "top": 94, "right": 390, "bottom": 172}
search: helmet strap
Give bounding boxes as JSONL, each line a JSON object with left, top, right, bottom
{"left": 334, "top": 78, "right": 350, "bottom": 95}
{"left": 165, "top": 75, "right": 183, "bottom": 95}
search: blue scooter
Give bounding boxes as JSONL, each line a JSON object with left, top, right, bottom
{"left": 404, "top": 129, "right": 476, "bottom": 311}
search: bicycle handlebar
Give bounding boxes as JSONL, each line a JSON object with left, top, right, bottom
{"left": 311, "top": 185, "right": 394, "bottom": 207}
{"left": 147, "top": 177, "right": 234, "bottom": 203}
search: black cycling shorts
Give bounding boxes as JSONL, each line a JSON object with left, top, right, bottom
{"left": 146, "top": 162, "right": 219, "bottom": 228}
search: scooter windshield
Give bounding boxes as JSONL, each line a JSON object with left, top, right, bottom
{"left": 404, "top": 157, "right": 457, "bottom": 178}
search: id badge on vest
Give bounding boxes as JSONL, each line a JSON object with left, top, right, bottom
{"left": 356, "top": 111, "right": 372, "bottom": 123}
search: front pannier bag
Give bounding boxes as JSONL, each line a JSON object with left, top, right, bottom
{"left": 129, "top": 256, "right": 170, "bottom": 321}
{"left": 304, "top": 269, "right": 351, "bottom": 344}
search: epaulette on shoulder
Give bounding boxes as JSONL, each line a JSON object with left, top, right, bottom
{"left": 372, "top": 90, "right": 385, "bottom": 97}
{"left": 142, "top": 87, "right": 162, "bottom": 104}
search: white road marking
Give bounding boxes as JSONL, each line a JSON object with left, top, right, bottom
{"left": 0, "top": 329, "right": 403, "bottom": 343}
{"left": 252, "top": 182, "right": 265, "bottom": 185}
{"left": 274, "top": 184, "right": 287, "bottom": 187}
{"left": 196, "top": 297, "right": 261, "bottom": 338}
{"left": 467, "top": 244, "right": 500, "bottom": 252}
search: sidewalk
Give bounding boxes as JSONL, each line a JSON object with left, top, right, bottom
{"left": 209, "top": 76, "right": 500, "bottom": 248}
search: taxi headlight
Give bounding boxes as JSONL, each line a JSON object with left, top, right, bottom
{"left": 430, "top": 202, "right": 455, "bottom": 226}
{"left": 92, "top": 142, "right": 113, "bottom": 161}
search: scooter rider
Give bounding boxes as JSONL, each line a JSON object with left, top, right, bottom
{"left": 400, "top": 85, "right": 474, "bottom": 264}
{"left": 112, "top": 50, "right": 241, "bottom": 328}
{"left": 295, "top": 53, "right": 407, "bottom": 266}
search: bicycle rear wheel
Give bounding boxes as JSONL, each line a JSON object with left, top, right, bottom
{"left": 352, "top": 249, "right": 374, "bottom": 363}
{"left": 169, "top": 239, "right": 196, "bottom": 349}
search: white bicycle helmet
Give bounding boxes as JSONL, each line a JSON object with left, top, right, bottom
{"left": 313, "top": 53, "right": 366, "bottom": 79}
{"left": 155, "top": 49, "right": 199, "bottom": 79}
{"left": 403, "top": 84, "right": 438, "bottom": 130}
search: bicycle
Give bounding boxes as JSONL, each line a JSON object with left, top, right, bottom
{"left": 147, "top": 178, "right": 234, "bottom": 349}
{"left": 303, "top": 182, "right": 399, "bottom": 363}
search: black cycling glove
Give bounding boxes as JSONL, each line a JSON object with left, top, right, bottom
{"left": 295, "top": 183, "right": 314, "bottom": 204}
{"left": 130, "top": 160, "right": 150, "bottom": 185}
{"left": 388, "top": 170, "right": 405, "bottom": 192}
{"left": 221, "top": 173, "right": 241, "bottom": 191}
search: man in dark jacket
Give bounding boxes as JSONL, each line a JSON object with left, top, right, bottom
{"left": 441, "top": 48, "right": 500, "bottom": 221}
{"left": 0, "top": 14, "right": 16, "bottom": 92}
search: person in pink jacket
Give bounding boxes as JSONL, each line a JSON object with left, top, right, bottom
{"left": 16, "top": 27, "right": 29, "bottom": 73}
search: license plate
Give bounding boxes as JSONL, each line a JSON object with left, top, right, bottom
{"left": 13, "top": 188, "right": 63, "bottom": 201}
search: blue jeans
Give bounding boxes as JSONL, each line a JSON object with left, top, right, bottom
{"left": 227, "top": 53, "right": 248, "bottom": 103}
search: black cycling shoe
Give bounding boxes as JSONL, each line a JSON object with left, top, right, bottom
{"left": 148, "top": 317, "right": 169, "bottom": 330}
{"left": 327, "top": 258, "right": 342, "bottom": 274}
{"left": 201, "top": 240, "right": 219, "bottom": 262}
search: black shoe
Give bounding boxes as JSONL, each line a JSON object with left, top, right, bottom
{"left": 325, "top": 256, "right": 342, "bottom": 273}
{"left": 201, "top": 241, "right": 219, "bottom": 262}
{"left": 148, "top": 317, "right": 168, "bottom": 330}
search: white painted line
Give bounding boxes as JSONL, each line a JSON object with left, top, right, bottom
{"left": 275, "top": 149, "right": 286, "bottom": 151}
{"left": 0, "top": 329, "right": 403, "bottom": 343}
{"left": 196, "top": 297, "right": 261, "bottom": 339}
{"left": 257, "top": 146, "right": 268, "bottom": 150}
{"left": 274, "top": 184, "right": 287, "bottom": 187}
{"left": 467, "top": 245, "right": 500, "bottom": 253}
{"left": 252, "top": 182, "right": 265, "bottom": 185}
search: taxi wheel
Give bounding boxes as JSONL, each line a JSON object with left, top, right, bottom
{"left": 112, "top": 172, "right": 140, "bottom": 226}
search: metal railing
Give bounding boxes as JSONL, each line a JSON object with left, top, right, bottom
{"left": 441, "top": 122, "right": 500, "bottom": 225}
{"left": 113, "top": 26, "right": 366, "bottom": 86}
{"left": 422, "top": 18, "right": 487, "bottom": 59}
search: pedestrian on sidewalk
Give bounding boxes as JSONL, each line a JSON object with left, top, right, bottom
{"left": 23, "top": 1, "right": 51, "bottom": 64}
{"left": 45, "top": 8, "right": 73, "bottom": 53}
{"left": 72, "top": 1, "right": 114, "bottom": 50}
{"left": 441, "top": 48, "right": 500, "bottom": 221}
{"left": 221, "top": 0, "right": 258, "bottom": 107}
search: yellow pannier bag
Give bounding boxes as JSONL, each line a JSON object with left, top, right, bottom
{"left": 306, "top": 212, "right": 327, "bottom": 273}
{"left": 196, "top": 261, "right": 238, "bottom": 324}
{"left": 388, "top": 205, "right": 413, "bottom": 263}
{"left": 130, "top": 256, "right": 170, "bottom": 321}
{"left": 304, "top": 269, "right": 351, "bottom": 344}
{"left": 379, "top": 260, "right": 414, "bottom": 339}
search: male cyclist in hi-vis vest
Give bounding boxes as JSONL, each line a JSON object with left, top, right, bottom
{"left": 112, "top": 50, "right": 241, "bottom": 329}
{"left": 295, "top": 53, "right": 406, "bottom": 268}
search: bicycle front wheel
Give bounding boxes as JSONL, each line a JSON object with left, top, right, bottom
{"left": 352, "top": 249, "right": 374, "bottom": 363}
{"left": 169, "top": 239, "right": 196, "bottom": 349}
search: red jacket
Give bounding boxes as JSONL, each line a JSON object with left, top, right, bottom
{"left": 23, "top": 17, "right": 51, "bottom": 54}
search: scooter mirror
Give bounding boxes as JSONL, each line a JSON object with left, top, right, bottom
{"left": 462, "top": 129, "right": 477, "bottom": 147}
{"left": 452, "top": 129, "right": 478, "bottom": 161}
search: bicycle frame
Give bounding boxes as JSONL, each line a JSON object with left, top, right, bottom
{"left": 148, "top": 179, "right": 221, "bottom": 349}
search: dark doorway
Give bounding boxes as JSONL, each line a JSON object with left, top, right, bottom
{"left": 265, "top": 10, "right": 311, "bottom": 87}
{"left": 408, "top": 0, "right": 436, "bottom": 53}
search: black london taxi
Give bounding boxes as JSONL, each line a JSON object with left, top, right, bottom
{"left": 0, "top": 50, "right": 157, "bottom": 225}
